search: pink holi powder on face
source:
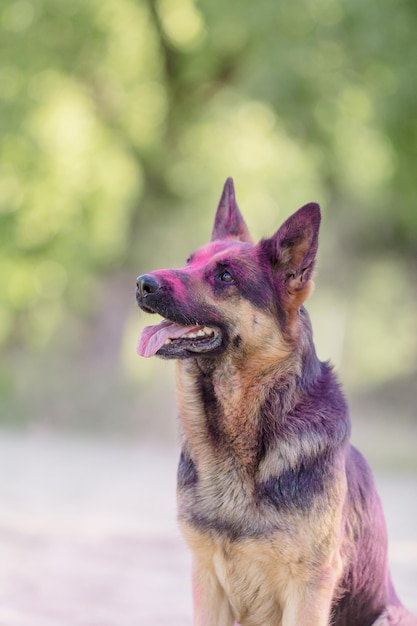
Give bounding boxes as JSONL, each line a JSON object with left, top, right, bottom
{"left": 137, "top": 240, "right": 254, "bottom": 358}
{"left": 187, "top": 241, "right": 248, "bottom": 269}
{"left": 145, "top": 269, "right": 190, "bottom": 307}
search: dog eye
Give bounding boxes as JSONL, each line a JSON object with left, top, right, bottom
{"left": 219, "top": 270, "right": 235, "bottom": 283}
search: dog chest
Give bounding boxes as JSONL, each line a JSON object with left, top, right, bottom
{"left": 177, "top": 453, "right": 290, "bottom": 540}
{"left": 184, "top": 525, "right": 290, "bottom": 624}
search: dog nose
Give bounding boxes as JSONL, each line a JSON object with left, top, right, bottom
{"left": 136, "top": 274, "right": 160, "bottom": 298}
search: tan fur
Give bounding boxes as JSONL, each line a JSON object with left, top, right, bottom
{"left": 176, "top": 293, "right": 348, "bottom": 625}
{"left": 138, "top": 185, "right": 415, "bottom": 626}
{"left": 181, "top": 509, "right": 345, "bottom": 626}
{"left": 176, "top": 302, "right": 295, "bottom": 470}
{"left": 285, "top": 279, "right": 315, "bottom": 336}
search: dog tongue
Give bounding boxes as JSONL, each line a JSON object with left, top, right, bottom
{"left": 137, "top": 320, "right": 202, "bottom": 357}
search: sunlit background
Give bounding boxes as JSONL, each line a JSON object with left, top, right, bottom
{"left": 0, "top": 0, "right": 416, "bottom": 622}
{"left": 1, "top": 0, "right": 416, "bottom": 449}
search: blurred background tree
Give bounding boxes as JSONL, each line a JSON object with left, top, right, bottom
{"left": 0, "top": 0, "right": 416, "bottom": 460}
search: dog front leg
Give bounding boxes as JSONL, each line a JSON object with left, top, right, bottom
{"left": 282, "top": 567, "right": 338, "bottom": 626}
{"left": 192, "top": 562, "right": 235, "bottom": 626}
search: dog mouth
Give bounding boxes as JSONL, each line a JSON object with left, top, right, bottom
{"left": 137, "top": 318, "right": 222, "bottom": 359}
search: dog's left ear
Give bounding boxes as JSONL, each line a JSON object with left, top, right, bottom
{"left": 262, "top": 202, "right": 321, "bottom": 303}
{"left": 211, "top": 178, "right": 253, "bottom": 242}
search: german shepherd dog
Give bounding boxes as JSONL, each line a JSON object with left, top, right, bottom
{"left": 136, "top": 179, "right": 416, "bottom": 626}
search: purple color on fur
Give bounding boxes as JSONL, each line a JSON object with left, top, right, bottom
{"left": 136, "top": 178, "right": 416, "bottom": 624}
{"left": 332, "top": 447, "right": 396, "bottom": 625}
{"left": 211, "top": 178, "right": 252, "bottom": 243}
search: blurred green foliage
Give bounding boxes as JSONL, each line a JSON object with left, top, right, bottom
{"left": 0, "top": 0, "right": 416, "bottom": 427}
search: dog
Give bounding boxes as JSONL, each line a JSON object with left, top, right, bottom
{"left": 136, "top": 178, "right": 416, "bottom": 626}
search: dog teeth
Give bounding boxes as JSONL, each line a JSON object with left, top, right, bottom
{"left": 184, "top": 327, "right": 216, "bottom": 340}
{"left": 164, "top": 327, "right": 217, "bottom": 345}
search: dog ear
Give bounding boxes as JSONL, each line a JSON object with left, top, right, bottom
{"left": 211, "top": 178, "right": 253, "bottom": 242}
{"left": 263, "top": 203, "right": 321, "bottom": 303}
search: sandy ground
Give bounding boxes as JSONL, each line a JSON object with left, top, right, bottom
{"left": 0, "top": 432, "right": 415, "bottom": 625}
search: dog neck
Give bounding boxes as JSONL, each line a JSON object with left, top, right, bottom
{"left": 176, "top": 348, "right": 305, "bottom": 473}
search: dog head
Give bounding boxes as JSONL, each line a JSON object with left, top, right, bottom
{"left": 136, "top": 178, "right": 320, "bottom": 361}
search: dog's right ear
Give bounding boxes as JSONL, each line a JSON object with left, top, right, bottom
{"left": 211, "top": 178, "right": 253, "bottom": 243}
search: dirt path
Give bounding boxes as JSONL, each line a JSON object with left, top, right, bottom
{"left": 0, "top": 432, "right": 415, "bottom": 625}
